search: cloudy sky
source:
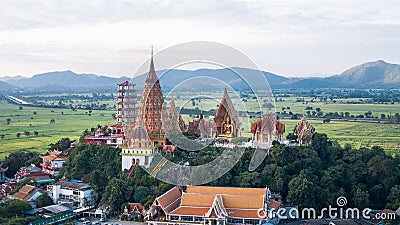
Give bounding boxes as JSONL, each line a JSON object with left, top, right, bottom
{"left": 1, "top": 0, "right": 400, "bottom": 78}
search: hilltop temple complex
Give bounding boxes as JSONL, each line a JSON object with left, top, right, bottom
{"left": 82, "top": 48, "right": 316, "bottom": 172}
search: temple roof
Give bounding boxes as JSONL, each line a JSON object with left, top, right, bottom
{"left": 151, "top": 186, "right": 269, "bottom": 219}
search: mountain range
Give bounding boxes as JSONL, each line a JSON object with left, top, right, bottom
{"left": 0, "top": 60, "right": 399, "bottom": 91}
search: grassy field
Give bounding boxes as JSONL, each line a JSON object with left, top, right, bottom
{"left": 1, "top": 90, "right": 399, "bottom": 160}
{"left": 0, "top": 102, "right": 115, "bottom": 159}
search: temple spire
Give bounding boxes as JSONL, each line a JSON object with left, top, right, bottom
{"left": 147, "top": 46, "right": 157, "bottom": 81}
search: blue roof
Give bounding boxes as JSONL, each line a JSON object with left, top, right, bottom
{"left": 69, "top": 179, "right": 83, "bottom": 183}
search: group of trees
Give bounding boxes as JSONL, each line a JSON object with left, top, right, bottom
{"left": 59, "top": 132, "right": 400, "bottom": 215}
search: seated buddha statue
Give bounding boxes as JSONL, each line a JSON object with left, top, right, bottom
{"left": 222, "top": 116, "right": 232, "bottom": 137}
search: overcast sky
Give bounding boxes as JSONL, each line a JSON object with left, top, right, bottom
{"left": 1, "top": 0, "right": 399, "bottom": 78}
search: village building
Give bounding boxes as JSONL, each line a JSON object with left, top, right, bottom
{"left": 83, "top": 124, "right": 124, "bottom": 147}
{"left": 250, "top": 113, "right": 285, "bottom": 147}
{"left": 294, "top": 116, "right": 315, "bottom": 145}
{"left": 13, "top": 184, "right": 43, "bottom": 208}
{"left": 14, "top": 164, "right": 51, "bottom": 183}
{"left": 40, "top": 150, "right": 68, "bottom": 176}
{"left": 47, "top": 180, "right": 94, "bottom": 208}
{"left": 147, "top": 186, "right": 281, "bottom": 225}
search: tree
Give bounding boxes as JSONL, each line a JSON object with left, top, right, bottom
{"left": 16, "top": 132, "right": 21, "bottom": 138}
{"left": 49, "top": 138, "right": 71, "bottom": 151}
{"left": 0, "top": 134, "right": 5, "bottom": 140}
{"left": 33, "top": 111, "right": 37, "bottom": 115}
{"left": 6, "top": 118, "right": 11, "bottom": 125}
{"left": 134, "top": 186, "right": 151, "bottom": 203}
{"left": 34, "top": 131, "right": 39, "bottom": 137}
{"left": 0, "top": 200, "right": 31, "bottom": 217}
{"left": 386, "top": 185, "right": 400, "bottom": 210}
{"left": 35, "top": 194, "right": 53, "bottom": 208}
{"left": 3, "top": 151, "right": 41, "bottom": 177}
{"left": 101, "top": 178, "right": 128, "bottom": 212}
{"left": 18, "top": 106, "right": 23, "bottom": 110}
{"left": 50, "top": 118, "right": 56, "bottom": 124}
{"left": 24, "top": 131, "right": 30, "bottom": 137}
{"left": 288, "top": 169, "right": 320, "bottom": 208}
{"left": 353, "top": 186, "right": 370, "bottom": 209}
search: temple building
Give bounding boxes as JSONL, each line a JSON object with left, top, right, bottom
{"left": 187, "top": 88, "right": 240, "bottom": 141}
{"left": 122, "top": 48, "right": 166, "bottom": 170}
{"left": 214, "top": 88, "right": 241, "bottom": 140}
{"left": 116, "top": 81, "right": 138, "bottom": 125}
{"left": 136, "top": 48, "right": 166, "bottom": 147}
{"left": 146, "top": 186, "right": 281, "bottom": 225}
{"left": 294, "top": 116, "right": 315, "bottom": 145}
{"left": 121, "top": 124, "right": 156, "bottom": 169}
{"left": 164, "top": 94, "right": 185, "bottom": 133}
{"left": 251, "top": 113, "right": 285, "bottom": 146}
{"left": 84, "top": 80, "right": 134, "bottom": 148}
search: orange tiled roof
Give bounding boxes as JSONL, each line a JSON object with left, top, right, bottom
{"left": 186, "top": 186, "right": 266, "bottom": 196}
{"left": 170, "top": 206, "right": 210, "bottom": 216}
{"left": 222, "top": 194, "right": 264, "bottom": 209}
{"left": 13, "top": 185, "right": 40, "bottom": 201}
{"left": 227, "top": 209, "right": 261, "bottom": 219}
{"left": 181, "top": 193, "right": 215, "bottom": 207}
{"left": 151, "top": 186, "right": 269, "bottom": 220}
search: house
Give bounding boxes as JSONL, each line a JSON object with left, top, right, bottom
{"left": 40, "top": 150, "right": 68, "bottom": 176}
{"left": 12, "top": 184, "right": 43, "bottom": 208}
{"left": 47, "top": 180, "right": 94, "bottom": 208}
{"left": 147, "top": 186, "right": 281, "bottom": 225}
{"left": 14, "top": 164, "right": 51, "bottom": 182}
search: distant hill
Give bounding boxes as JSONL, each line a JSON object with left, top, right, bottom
{"left": 0, "top": 81, "right": 15, "bottom": 90}
{"left": 2, "top": 60, "right": 400, "bottom": 90}
{"left": 131, "top": 67, "right": 289, "bottom": 91}
{"left": 287, "top": 60, "right": 400, "bottom": 88}
{"left": 0, "top": 75, "right": 25, "bottom": 82}
{"left": 6, "top": 71, "right": 129, "bottom": 88}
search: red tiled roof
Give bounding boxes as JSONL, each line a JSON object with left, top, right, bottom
{"left": 129, "top": 203, "right": 144, "bottom": 214}
{"left": 155, "top": 186, "right": 182, "bottom": 213}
